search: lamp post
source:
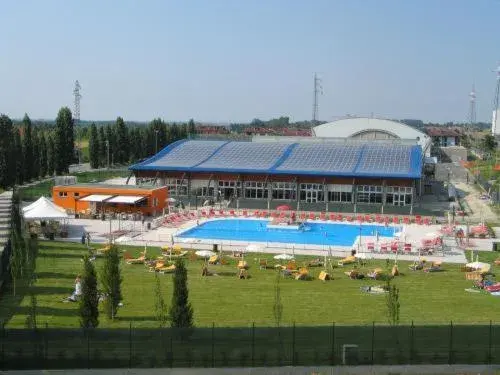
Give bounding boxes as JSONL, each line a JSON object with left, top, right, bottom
{"left": 155, "top": 130, "right": 159, "bottom": 154}
{"left": 105, "top": 140, "right": 110, "bottom": 169}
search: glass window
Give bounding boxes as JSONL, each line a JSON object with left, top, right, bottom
{"left": 356, "top": 185, "right": 382, "bottom": 204}
{"left": 244, "top": 181, "right": 268, "bottom": 199}
{"left": 272, "top": 182, "right": 296, "bottom": 200}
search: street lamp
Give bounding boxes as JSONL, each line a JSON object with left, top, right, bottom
{"left": 155, "top": 130, "right": 159, "bottom": 154}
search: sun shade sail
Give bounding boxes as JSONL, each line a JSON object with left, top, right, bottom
{"left": 105, "top": 195, "right": 147, "bottom": 204}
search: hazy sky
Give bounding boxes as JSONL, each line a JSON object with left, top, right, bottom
{"left": 1, "top": 0, "right": 499, "bottom": 123}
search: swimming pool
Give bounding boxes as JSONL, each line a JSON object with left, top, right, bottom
{"left": 177, "top": 219, "right": 397, "bottom": 246}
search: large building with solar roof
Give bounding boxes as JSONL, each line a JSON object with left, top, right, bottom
{"left": 129, "top": 136, "right": 424, "bottom": 215}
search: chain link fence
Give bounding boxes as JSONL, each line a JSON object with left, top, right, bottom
{"left": 0, "top": 322, "right": 499, "bottom": 369}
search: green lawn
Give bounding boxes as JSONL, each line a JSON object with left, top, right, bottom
{"left": 1, "top": 241, "right": 499, "bottom": 328}
{"left": 19, "top": 169, "right": 130, "bottom": 201}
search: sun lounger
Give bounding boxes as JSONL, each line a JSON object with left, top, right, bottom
{"left": 367, "top": 268, "right": 384, "bottom": 279}
{"left": 237, "top": 260, "right": 249, "bottom": 269}
{"left": 158, "top": 264, "right": 176, "bottom": 274}
{"left": 208, "top": 255, "right": 219, "bottom": 265}
{"left": 124, "top": 250, "right": 147, "bottom": 265}
{"left": 259, "top": 259, "right": 268, "bottom": 269}
{"left": 238, "top": 269, "right": 249, "bottom": 279}
{"left": 318, "top": 271, "right": 331, "bottom": 281}
{"left": 338, "top": 255, "right": 356, "bottom": 266}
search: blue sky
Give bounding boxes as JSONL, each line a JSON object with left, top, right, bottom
{"left": 1, "top": 0, "right": 499, "bottom": 123}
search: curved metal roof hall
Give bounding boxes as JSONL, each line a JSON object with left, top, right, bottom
{"left": 130, "top": 139, "right": 422, "bottom": 179}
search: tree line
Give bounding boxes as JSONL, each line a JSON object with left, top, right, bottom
{"left": 0, "top": 108, "right": 75, "bottom": 189}
{"left": 88, "top": 118, "right": 196, "bottom": 168}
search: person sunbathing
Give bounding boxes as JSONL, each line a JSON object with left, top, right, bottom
{"left": 64, "top": 275, "right": 82, "bottom": 302}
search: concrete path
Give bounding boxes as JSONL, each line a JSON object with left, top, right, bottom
{"left": 454, "top": 181, "right": 497, "bottom": 223}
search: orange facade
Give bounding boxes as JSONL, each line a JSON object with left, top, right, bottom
{"left": 52, "top": 184, "right": 168, "bottom": 216}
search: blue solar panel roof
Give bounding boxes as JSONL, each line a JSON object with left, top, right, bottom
{"left": 130, "top": 140, "right": 422, "bottom": 178}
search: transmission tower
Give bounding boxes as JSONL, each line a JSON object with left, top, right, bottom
{"left": 73, "top": 80, "right": 82, "bottom": 123}
{"left": 468, "top": 84, "right": 476, "bottom": 129}
{"left": 492, "top": 64, "right": 500, "bottom": 135}
{"left": 312, "top": 73, "right": 323, "bottom": 124}
{"left": 73, "top": 80, "right": 82, "bottom": 164}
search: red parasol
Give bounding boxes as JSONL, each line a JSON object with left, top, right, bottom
{"left": 276, "top": 204, "right": 292, "bottom": 211}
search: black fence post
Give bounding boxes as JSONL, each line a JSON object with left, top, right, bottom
{"left": 169, "top": 333, "right": 173, "bottom": 368}
{"left": 448, "top": 321, "right": 453, "bottom": 365}
{"left": 86, "top": 328, "right": 90, "bottom": 369}
{"left": 331, "top": 322, "right": 335, "bottom": 366}
{"left": 251, "top": 322, "right": 255, "bottom": 367}
{"left": 409, "top": 321, "right": 414, "bottom": 364}
{"left": 489, "top": 320, "right": 493, "bottom": 364}
{"left": 292, "top": 322, "right": 296, "bottom": 366}
{"left": 371, "top": 322, "right": 375, "bottom": 365}
{"left": 129, "top": 322, "right": 132, "bottom": 368}
{"left": 211, "top": 322, "right": 215, "bottom": 368}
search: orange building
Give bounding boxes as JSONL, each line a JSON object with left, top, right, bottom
{"left": 52, "top": 184, "right": 168, "bottom": 217}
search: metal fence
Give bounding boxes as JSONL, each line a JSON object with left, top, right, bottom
{"left": 1, "top": 323, "right": 499, "bottom": 369}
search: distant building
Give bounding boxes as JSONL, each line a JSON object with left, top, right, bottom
{"left": 424, "top": 127, "right": 463, "bottom": 147}
{"left": 312, "top": 117, "right": 431, "bottom": 156}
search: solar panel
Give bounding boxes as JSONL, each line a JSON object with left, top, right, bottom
{"left": 146, "top": 140, "right": 227, "bottom": 168}
{"left": 276, "top": 143, "right": 362, "bottom": 173}
{"left": 197, "top": 142, "right": 291, "bottom": 170}
{"left": 356, "top": 144, "right": 412, "bottom": 174}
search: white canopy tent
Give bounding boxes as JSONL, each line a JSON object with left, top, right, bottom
{"left": 22, "top": 197, "right": 68, "bottom": 221}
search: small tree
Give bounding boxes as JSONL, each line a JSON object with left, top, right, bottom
{"left": 273, "top": 272, "right": 283, "bottom": 327}
{"left": 101, "top": 245, "right": 122, "bottom": 320}
{"left": 386, "top": 278, "right": 400, "bottom": 326}
{"left": 24, "top": 293, "right": 38, "bottom": 329}
{"left": 80, "top": 255, "right": 99, "bottom": 328}
{"left": 153, "top": 272, "right": 168, "bottom": 327}
{"left": 9, "top": 231, "right": 25, "bottom": 296}
{"left": 169, "top": 259, "right": 193, "bottom": 328}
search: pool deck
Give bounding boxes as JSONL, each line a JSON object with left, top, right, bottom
{"left": 57, "top": 215, "right": 497, "bottom": 264}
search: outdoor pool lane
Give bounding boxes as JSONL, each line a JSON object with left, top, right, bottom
{"left": 177, "top": 219, "right": 397, "bottom": 246}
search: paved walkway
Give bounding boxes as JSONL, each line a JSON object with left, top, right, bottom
{"left": 454, "top": 181, "right": 497, "bottom": 222}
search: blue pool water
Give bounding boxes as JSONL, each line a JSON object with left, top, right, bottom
{"left": 178, "top": 219, "right": 397, "bottom": 246}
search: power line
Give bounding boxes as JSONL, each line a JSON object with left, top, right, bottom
{"left": 492, "top": 64, "right": 500, "bottom": 135}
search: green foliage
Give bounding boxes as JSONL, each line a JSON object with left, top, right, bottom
{"left": 273, "top": 272, "right": 283, "bottom": 327}
{"left": 32, "top": 130, "right": 40, "bottom": 180}
{"left": 169, "top": 259, "right": 193, "bottom": 328}
{"left": 98, "top": 126, "right": 107, "bottom": 167}
{"left": 80, "top": 256, "right": 99, "bottom": 328}
{"left": 386, "top": 279, "right": 400, "bottom": 326}
{"left": 13, "top": 129, "right": 24, "bottom": 185}
{"left": 101, "top": 245, "right": 122, "bottom": 320}
{"left": 153, "top": 272, "right": 168, "bottom": 328}
{"left": 481, "top": 134, "right": 497, "bottom": 159}
{"left": 46, "top": 134, "right": 55, "bottom": 176}
{"left": 38, "top": 132, "right": 47, "bottom": 178}
{"left": 24, "top": 293, "right": 38, "bottom": 329}
{"left": 0, "top": 115, "right": 15, "bottom": 189}
{"left": 22, "top": 114, "right": 34, "bottom": 182}
{"left": 114, "top": 117, "right": 129, "bottom": 164}
{"left": 54, "top": 107, "right": 74, "bottom": 175}
{"left": 88, "top": 123, "right": 100, "bottom": 169}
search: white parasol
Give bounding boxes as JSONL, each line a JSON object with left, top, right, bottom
{"left": 195, "top": 250, "right": 215, "bottom": 259}
{"left": 274, "top": 253, "right": 294, "bottom": 260}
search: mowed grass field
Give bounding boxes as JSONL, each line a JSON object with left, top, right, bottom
{"left": 0, "top": 241, "right": 499, "bottom": 328}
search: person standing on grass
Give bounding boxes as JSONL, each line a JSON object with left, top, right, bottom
{"left": 67, "top": 275, "right": 82, "bottom": 302}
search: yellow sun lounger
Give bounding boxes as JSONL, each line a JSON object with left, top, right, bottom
{"left": 338, "top": 255, "right": 356, "bottom": 266}
{"left": 158, "top": 264, "right": 176, "bottom": 274}
{"left": 318, "top": 271, "right": 331, "bottom": 281}
{"left": 237, "top": 260, "right": 249, "bottom": 269}
{"left": 208, "top": 255, "right": 219, "bottom": 265}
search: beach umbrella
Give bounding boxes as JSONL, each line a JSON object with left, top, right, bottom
{"left": 195, "top": 250, "right": 215, "bottom": 259}
{"left": 246, "top": 244, "right": 262, "bottom": 252}
{"left": 274, "top": 253, "right": 294, "bottom": 260}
